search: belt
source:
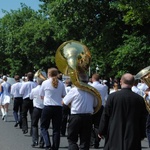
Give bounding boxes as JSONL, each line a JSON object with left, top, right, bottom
{"left": 71, "top": 113, "right": 92, "bottom": 116}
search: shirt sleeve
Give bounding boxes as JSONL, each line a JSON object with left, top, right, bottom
{"left": 39, "top": 83, "right": 45, "bottom": 97}
{"left": 10, "top": 85, "right": 14, "bottom": 96}
{"left": 63, "top": 88, "right": 75, "bottom": 105}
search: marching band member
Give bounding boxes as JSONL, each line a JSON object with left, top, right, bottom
{"left": 19, "top": 72, "right": 37, "bottom": 134}
{"left": 30, "top": 78, "right": 44, "bottom": 148}
{"left": 39, "top": 68, "right": 66, "bottom": 150}
{"left": 62, "top": 73, "right": 97, "bottom": 150}
{"left": 0, "top": 76, "right": 11, "bottom": 122}
{"left": 11, "top": 75, "right": 23, "bottom": 128}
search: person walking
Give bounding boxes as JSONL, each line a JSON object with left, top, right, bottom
{"left": 30, "top": 78, "right": 44, "bottom": 148}
{"left": 131, "top": 79, "right": 144, "bottom": 96}
{"left": 98, "top": 73, "right": 147, "bottom": 150}
{"left": 11, "top": 75, "right": 23, "bottom": 128}
{"left": 39, "top": 68, "right": 66, "bottom": 150}
{"left": 19, "top": 72, "right": 37, "bottom": 134}
{"left": 0, "top": 79, "right": 4, "bottom": 119}
{"left": 144, "top": 85, "right": 150, "bottom": 147}
{"left": 109, "top": 82, "right": 119, "bottom": 94}
{"left": 62, "top": 73, "right": 98, "bottom": 150}
{"left": 61, "top": 79, "right": 72, "bottom": 136}
{"left": 0, "top": 75, "right": 11, "bottom": 122}
{"left": 90, "top": 73, "right": 108, "bottom": 148}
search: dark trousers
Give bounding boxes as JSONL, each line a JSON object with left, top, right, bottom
{"left": 22, "top": 98, "right": 33, "bottom": 132}
{"left": 41, "top": 106, "right": 62, "bottom": 150}
{"left": 32, "top": 107, "right": 44, "bottom": 145}
{"left": 13, "top": 97, "right": 23, "bottom": 124}
{"left": 61, "top": 105, "right": 70, "bottom": 136}
{"left": 91, "top": 105, "right": 104, "bottom": 147}
{"left": 67, "top": 114, "right": 92, "bottom": 150}
{"left": 146, "top": 114, "right": 150, "bottom": 147}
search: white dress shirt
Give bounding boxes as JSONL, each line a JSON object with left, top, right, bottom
{"left": 91, "top": 81, "right": 108, "bottom": 106}
{"left": 19, "top": 81, "right": 37, "bottom": 99}
{"left": 132, "top": 86, "right": 144, "bottom": 97}
{"left": 137, "top": 83, "right": 148, "bottom": 92}
{"left": 39, "top": 78, "right": 66, "bottom": 106}
{"left": 30, "top": 85, "right": 44, "bottom": 109}
{"left": 63, "top": 87, "right": 97, "bottom": 114}
{"left": 11, "top": 82, "right": 23, "bottom": 98}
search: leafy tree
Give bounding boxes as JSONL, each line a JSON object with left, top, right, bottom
{"left": 1, "top": 0, "right": 150, "bottom": 79}
{"left": 0, "top": 4, "right": 57, "bottom": 76}
{"left": 110, "top": 33, "right": 150, "bottom": 77}
{"left": 39, "top": 0, "right": 125, "bottom": 77}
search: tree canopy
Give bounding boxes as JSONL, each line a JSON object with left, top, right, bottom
{"left": 0, "top": 0, "right": 150, "bottom": 79}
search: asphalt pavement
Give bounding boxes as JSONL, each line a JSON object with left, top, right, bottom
{"left": 0, "top": 101, "right": 149, "bottom": 150}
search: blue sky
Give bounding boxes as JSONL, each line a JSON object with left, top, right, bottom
{"left": 0, "top": 0, "right": 41, "bottom": 18}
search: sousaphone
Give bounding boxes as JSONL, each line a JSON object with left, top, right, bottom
{"left": 135, "top": 66, "right": 150, "bottom": 113}
{"left": 55, "top": 40, "right": 102, "bottom": 114}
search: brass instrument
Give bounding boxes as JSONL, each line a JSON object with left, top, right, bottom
{"left": 55, "top": 40, "right": 102, "bottom": 114}
{"left": 135, "top": 66, "right": 150, "bottom": 113}
{"left": 34, "top": 69, "right": 47, "bottom": 80}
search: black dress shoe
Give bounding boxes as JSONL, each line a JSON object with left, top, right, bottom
{"left": 45, "top": 146, "right": 52, "bottom": 150}
{"left": 39, "top": 143, "right": 44, "bottom": 148}
{"left": 31, "top": 141, "right": 38, "bottom": 147}
{"left": 14, "top": 122, "right": 19, "bottom": 127}
{"left": 23, "top": 129, "right": 28, "bottom": 134}
{"left": 19, "top": 122, "right": 22, "bottom": 129}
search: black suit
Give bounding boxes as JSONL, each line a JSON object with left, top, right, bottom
{"left": 99, "top": 88, "right": 147, "bottom": 150}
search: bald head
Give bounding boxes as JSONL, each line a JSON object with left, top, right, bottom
{"left": 120, "top": 73, "right": 134, "bottom": 88}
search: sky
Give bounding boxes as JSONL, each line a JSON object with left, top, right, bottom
{"left": 0, "top": 0, "right": 41, "bottom": 18}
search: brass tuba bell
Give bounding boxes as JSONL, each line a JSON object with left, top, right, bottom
{"left": 34, "top": 69, "right": 47, "bottom": 81}
{"left": 135, "top": 66, "right": 150, "bottom": 113}
{"left": 55, "top": 40, "right": 102, "bottom": 114}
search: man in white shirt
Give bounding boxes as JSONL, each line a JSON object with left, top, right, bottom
{"left": 19, "top": 72, "right": 37, "bottom": 134}
{"left": 61, "top": 79, "right": 72, "bottom": 136}
{"left": 11, "top": 75, "right": 23, "bottom": 128}
{"left": 30, "top": 78, "right": 44, "bottom": 148}
{"left": 62, "top": 73, "right": 97, "bottom": 150}
{"left": 91, "top": 73, "right": 108, "bottom": 148}
{"left": 137, "top": 80, "right": 148, "bottom": 92}
{"left": 132, "top": 79, "right": 144, "bottom": 97}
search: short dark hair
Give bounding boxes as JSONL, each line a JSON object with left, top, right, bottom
{"left": 27, "top": 72, "right": 34, "bottom": 81}
{"left": 14, "top": 75, "right": 20, "bottom": 81}
{"left": 92, "top": 73, "right": 100, "bottom": 81}
{"left": 79, "top": 73, "right": 88, "bottom": 83}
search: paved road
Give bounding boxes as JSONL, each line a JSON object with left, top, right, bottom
{"left": 0, "top": 101, "right": 149, "bottom": 150}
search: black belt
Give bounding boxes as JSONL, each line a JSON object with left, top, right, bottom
{"left": 23, "top": 97, "right": 32, "bottom": 101}
{"left": 71, "top": 113, "right": 92, "bottom": 116}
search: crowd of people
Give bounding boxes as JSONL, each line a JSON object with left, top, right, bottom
{"left": 0, "top": 68, "right": 150, "bottom": 150}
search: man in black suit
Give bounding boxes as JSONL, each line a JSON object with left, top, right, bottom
{"left": 98, "top": 73, "right": 147, "bottom": 150}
